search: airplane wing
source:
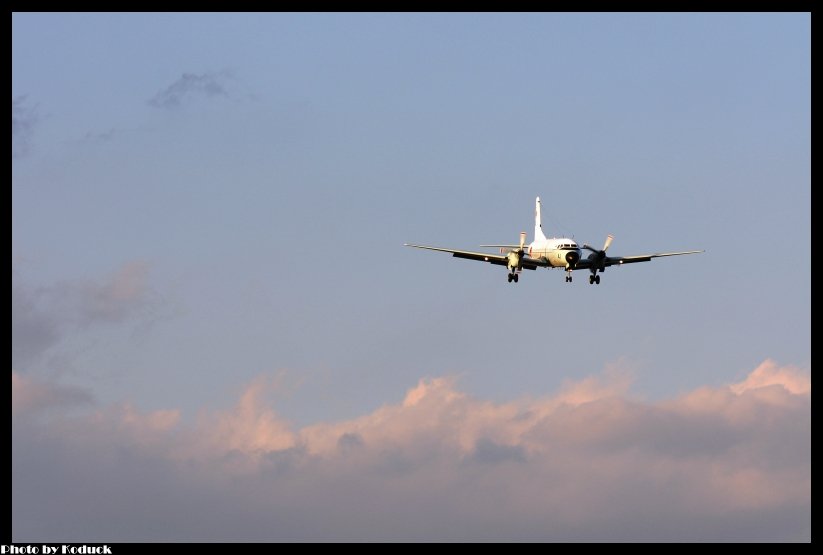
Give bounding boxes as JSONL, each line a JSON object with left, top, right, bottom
{"left": 574, "top": 250, "right": 704, "bottom": 269}
{"left": 404, "top": 244, "right": 544, "bottom": 270}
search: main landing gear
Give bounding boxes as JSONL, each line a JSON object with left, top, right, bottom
{"left": 507, "top": 273, "right": 519, "bottom": 283}
{"left": 589, "top": 274, "right": 601, "bottom": 285}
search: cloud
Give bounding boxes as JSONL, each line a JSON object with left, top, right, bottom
{"left": 553, "top": 358, "right": 634, "bottom": 405}
{"left": 12, "top": 261, "right": 160, "bottom": 370}
{"left": 730, "top": 358, "right": 810, "bottom": 396}
{"left": 12, "top": 360, "right": 810, "bottom": 542}
{"left": 12, "top": 278, "right": 61, "bottom": 370}
{"left": 147, "top": 71, "right": 232, "bottom": 110}
{"left": 71, "top": 261, "right": 154, "bottom": 326}
{"left": 194, "top": 375, "right": 297, "bottom": 458}
{"left": 470, "top": 437, "right": 527, "bottom": 464}
{"left": 12, "top": 95, "right": 38, "bottom": 158}
{"left": 81, "top": 127, "right": 119, "bottom": 144}
{"left": 12, "top": 372, "right": 93, "bottom": 416}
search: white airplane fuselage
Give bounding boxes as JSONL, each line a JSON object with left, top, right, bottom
{"left": 527, "top": 237, "right": 582, "bottom": 269}
{"left": 528, "top": 197, "right": 581, "bottom": 269}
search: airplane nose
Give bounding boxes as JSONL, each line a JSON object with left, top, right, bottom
{"left": 565, "top": 250, "right": 580, "bottom": 267}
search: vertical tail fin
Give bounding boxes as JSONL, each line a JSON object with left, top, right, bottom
{"left": 534, "top": 197, "right": 547, "bottom": 242}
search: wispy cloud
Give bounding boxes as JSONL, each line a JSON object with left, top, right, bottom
{"left": 12, "top": 372, "right": 93, "bottom": 416}
{"left": 12, "top": 95, "right": 38, "bottom": 158}
{"left": 147, "top": 71, "right": 232, "bottom": 110}
{"left": 12, "top": 261, "right": 160, "bottom": 370}
{"left": 80, "top": 127, "right": 120, "bottom": 144}
{"left": 12, "top": 360, "right": 810, "bottom": 542}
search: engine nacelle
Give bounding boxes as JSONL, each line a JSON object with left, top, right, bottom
{"left": 587, "top": 252, "right": 606, "bottom": 271}
{"left": 506, "top": 251, "right": 521, "bottom": 270}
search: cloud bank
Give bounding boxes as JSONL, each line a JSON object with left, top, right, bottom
{"left": 12, "top": 360, "right": 810, "bottom": 542}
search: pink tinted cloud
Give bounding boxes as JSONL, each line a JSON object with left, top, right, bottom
{"left": 12, "top": 359, "right": 810, "bottom": 541}
{"left": 11, "top": 371, "right": 93, "bottom": 415}
{"left": 730, "top": 358, "right": 810, "bottom": 395}
{"left": 12, "top": 260, "right": 162, "bottom": 370}
{"left": 195, "top": 375, "right": 297, "bottom": 456}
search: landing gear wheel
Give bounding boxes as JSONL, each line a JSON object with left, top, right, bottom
{"left": 595, "top": 275, "right": 601, "bottom": 284}
{"left": 513, "top": 274, "right": 519, "bottom": 283}
{"left": 507, "top": 273, "right": 513, "bottom": 283}
{"left": 589, "top": 275, "right": 595, "bottom": 284}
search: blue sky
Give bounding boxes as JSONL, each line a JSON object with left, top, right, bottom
{"left": 12, "top": 13, "right": 810, "bottom": 541}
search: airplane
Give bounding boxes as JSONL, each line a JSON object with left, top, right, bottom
{"left": 404, "top": 197, "right": 703, "bottom": 284}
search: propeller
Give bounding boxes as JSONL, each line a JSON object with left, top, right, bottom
{"left": 582, "top": 234, "right": 614, "bottom": 271}
{"left": 506, "top": 232, "right": 528, "bottom": 270}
